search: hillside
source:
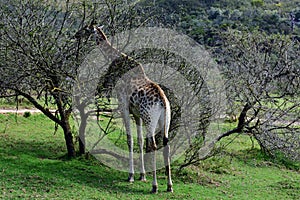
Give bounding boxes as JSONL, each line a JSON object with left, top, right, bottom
{"left": 139, "top": 0, "right": 300, "bottom": 45}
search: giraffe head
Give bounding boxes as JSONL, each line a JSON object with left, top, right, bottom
{"left": 74, "top": 24, "right": 94, "bottom": 40}
{"left": 93, "top": 26, "right": 109, "bottom": 45}
{"left": 74, "top": 23, "right": 109, "bottom": 46}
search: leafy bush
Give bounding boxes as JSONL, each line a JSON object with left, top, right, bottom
{"left": 23, "top": 112, "right": 31, "bottom": 118}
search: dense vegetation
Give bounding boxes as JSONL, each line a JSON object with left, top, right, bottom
{"left": 141, "top": 0, "right": 300, "bottom": 46}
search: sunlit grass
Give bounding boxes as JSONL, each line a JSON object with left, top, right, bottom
{"left": 0, "top": 113, "right": 299, "bottom": 199}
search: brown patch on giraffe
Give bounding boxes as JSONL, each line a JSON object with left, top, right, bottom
{"left": 146, "top": 81, "right": 168, "bottom": 109}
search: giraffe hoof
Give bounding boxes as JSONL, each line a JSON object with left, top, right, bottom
{"left": 151, "top": 185, "right": 158, "bottom": 194}
{"left": 139, "top": 174, "right": 146, "bottom": 182}
{"left": 127, "top": 173, "right": 134, "bottom": 183}
{"left": 127, "top": 178, "right": 134, "bottom": 183}
{"left": 167, "top": 186, "right": 173, "bottom": 193}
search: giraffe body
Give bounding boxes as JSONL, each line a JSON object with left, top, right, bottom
{"left": 118, "top": 70, "right": 172, "bottom": 191}
{"left": 78, "top": 25, "right": 173, "bottom": 193}
{"left": 111, "top": 53, "right": 173, "bottom": 193}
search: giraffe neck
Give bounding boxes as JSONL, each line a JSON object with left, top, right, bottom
{"left": 98, "top": 40, "right": 146, "bottom": 78}
{"left": 98, "top": 40, "right": 121, "bottom": 59}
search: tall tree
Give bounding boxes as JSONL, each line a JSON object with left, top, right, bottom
{"left": 219, "top": 29, "right": 300, "bottom": 161}
{"left": 0, "top": 0, "right": 97, "bottom": 157}
{"left": 0, "top": 0, "right": 152, "bottom": 157}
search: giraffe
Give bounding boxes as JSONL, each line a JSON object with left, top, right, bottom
{"left": 78, "top": 25, "right": 173, "bottom": 193}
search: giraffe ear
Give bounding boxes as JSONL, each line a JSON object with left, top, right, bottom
{"left": 93, "top": 25, "right": 104, "bottom": 32}
{"left": 90, "top": 19, "right": 97, "bottom": 26}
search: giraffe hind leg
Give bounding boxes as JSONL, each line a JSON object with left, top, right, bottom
{"left": 163, "top": 137, "right": 173, "bottom": 192}
{"left": 161, "top": 114, "right": 173, "bottom": 192}
{"left": 145, "top": 124, "right": 159, "bottom": 193}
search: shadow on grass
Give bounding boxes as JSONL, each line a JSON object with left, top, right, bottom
{"left": 0, "top": 136, "right": 155, "bottom": 196}
{"left": 232, "top": 148, "right": 300, "bottom": 171}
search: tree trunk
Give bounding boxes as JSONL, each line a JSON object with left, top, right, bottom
{"left": 77, "top": 105, "right": 88, "bottom": 155}
{"left": 79, "top": 119, "right": 86, "bottom": 155}
{"left": 62, "top": 120, "right": 76, "bottom": 158}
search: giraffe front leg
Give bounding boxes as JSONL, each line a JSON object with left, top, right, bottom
{"left": 135, "top": 117, "right": 146, "bottom": 182}
{"left": 123, "top": 109, "right": 134, "bottom": 183}
{"left": 127, "top": 132, "right": 134, "bottom": 183}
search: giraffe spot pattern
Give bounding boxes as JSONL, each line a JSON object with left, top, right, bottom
{"left": 126, "top": 80, "right": 166, "bottom": 125}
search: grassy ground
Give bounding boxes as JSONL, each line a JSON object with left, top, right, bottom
{"left": 0, "top": 98, "right": 33, "bottom": 109}
{"left": 0, "top": 113, "right": 299, "bottom": 199}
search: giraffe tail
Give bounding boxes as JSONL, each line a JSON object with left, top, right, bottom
{"left": 163, "top": 99, "right": 171, "bottom": 143}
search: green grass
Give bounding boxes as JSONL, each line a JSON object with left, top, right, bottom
{"left": 0, "top": 96, "right": 57, "bottom": 110}
{"left": 0, "top": 97, "right": 32, "bottom": 109}
{"left": 0, "top": 113, "right": 299, "bottom": 199}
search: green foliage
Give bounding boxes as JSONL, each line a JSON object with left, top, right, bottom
{"left": 251, "top": 0, "right": 264, "bottom": 7}
{"left": 23, "top": 111, "right": 31, "bottom": 118}
{"left": 150, "top": 0, "right": 299, "bottom": 46}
